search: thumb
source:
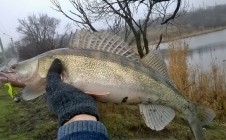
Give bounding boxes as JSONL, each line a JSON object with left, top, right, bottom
{"left": 48, "top": 59, "right": 63, "bottom": 74}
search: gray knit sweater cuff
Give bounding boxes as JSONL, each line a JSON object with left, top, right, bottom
{"left": 58, "top": 121, "right": 108, "bottom": 139}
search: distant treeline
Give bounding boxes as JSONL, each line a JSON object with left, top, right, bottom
{"left": 177, "top": 4, "right": 226, "bottom": 28}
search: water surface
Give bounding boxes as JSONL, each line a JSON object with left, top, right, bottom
{"left": 156, "top": 29, "right": 226, "bottom": 72}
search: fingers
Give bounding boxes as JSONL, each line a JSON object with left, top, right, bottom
{"left": 46, "top": 59, "right": 63, "bottom": 90}
{"left": 48, "top": 59, "right": 63, "bottom": 74}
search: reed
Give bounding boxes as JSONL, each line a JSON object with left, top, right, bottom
{"left": 189, "top": 65, "right": 226, "bottom": 118}
{"left": 167, "top": 41, "right": 226, "bottom": 118}
{"left": 168, "top": 41, "right": 190, "bottom": 95}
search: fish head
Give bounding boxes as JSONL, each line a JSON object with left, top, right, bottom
{"left": 13, "top": 59, "right": 39, "bottom": 82}
{"left": 0, "top": 59, "right": 38, "bottom": 87}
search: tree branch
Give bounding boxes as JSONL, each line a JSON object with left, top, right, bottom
{"left": 161, "top": 0, "right": 181, "bottom": 24}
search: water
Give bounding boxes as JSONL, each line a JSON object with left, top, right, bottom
{"left": 156, "top": 29, "right": 226, "bottom": 71}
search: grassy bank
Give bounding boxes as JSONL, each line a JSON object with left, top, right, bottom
{"left": 0, "top": 93, "right": 57, "bottom": 140}
{"left": 0, "top": 92, "right": 226, "bottom": 140}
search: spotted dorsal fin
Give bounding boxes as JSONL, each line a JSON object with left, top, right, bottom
{"left": 69, "top": 29, "right": 140, "bottom": 62}
{"left": 141, "top": 48, "right": 175, "bottom": 86}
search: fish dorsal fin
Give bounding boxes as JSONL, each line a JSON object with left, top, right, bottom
{"left": 141, "top": 48, "right": 175, "bottom": 86}
{"left": 139, "top": 104, "right": 175, "bottom": 131}
{"left": 69, "top": 29, "right": 140, "bottom": 62}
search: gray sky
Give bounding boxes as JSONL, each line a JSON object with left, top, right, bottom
{"left": 0, "top": 0, "right": 226, "bottom": 48}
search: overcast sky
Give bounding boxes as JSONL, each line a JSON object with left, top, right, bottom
{"left": 0, "top": 0, "right": 226, "bottom": 48}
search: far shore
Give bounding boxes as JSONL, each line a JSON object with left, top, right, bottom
{"left": 149, "top": 25, "right": 226, "bottom": 45}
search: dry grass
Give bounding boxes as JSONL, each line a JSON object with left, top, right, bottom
{"left": 189, "top": 65, "right": 226, "bottom": 118}
{"left": 168, "top": 41, "right": 190, "bottom": 95}
{"left": 167, "top": 41, "right": 226, "bottom": 119}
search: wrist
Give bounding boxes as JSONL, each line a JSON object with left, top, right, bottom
{"left": 64, "top": 114, "right": 97, "bottom": 125}
{"left": 58, "top": 121, "right": 109, "bottom": 140}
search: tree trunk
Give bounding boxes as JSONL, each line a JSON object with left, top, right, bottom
{"left": 135, "top": 33, "right": 144, "bottom": 58}
{"left": 142, "top": 31, "right": 149, "bottom": 55}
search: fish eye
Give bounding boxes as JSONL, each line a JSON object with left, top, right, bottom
{"left": 11, "top": 64, "right": 18, "bottom": 70}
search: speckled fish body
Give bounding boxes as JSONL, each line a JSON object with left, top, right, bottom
{"left": 33, "top": 48, "right": 185, "bottom": 107}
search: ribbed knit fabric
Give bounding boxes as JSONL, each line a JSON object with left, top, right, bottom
{"left": 45, "top": 72, "right": 99, "bottom": 126}
{"left": 58, "top": 120, "right": 109, "bottom": 140}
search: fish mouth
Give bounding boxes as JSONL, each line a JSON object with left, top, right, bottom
{"left": 0, "top": 71, "right": 26, "bottom": 88}
{"left": 0, "top": 60, "right": 38, "bottom": 88}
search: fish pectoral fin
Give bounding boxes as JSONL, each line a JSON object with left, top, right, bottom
{"left": 22, "top": 77, "right": 46, "bottom": 100}
{"left": 85, "top": 91, "right": 110, "bottom": 96}
{"left": 139, "top": 104, "right": 175, "bottom": 131}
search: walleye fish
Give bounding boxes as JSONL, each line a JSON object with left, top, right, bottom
{"left": 0, "top": 30, "right": 215, "bottom": 140}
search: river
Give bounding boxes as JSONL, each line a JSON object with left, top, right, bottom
{"left": 155, "top": 29, "right": 226, "bottom": 72}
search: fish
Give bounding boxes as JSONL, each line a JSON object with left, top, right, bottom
{"left": 0, "top": 30, "right": 215, "bottom": 140}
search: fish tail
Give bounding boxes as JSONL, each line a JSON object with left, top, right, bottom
{"left": 187, "top": 104, "right": 216, "bottom": 140}
{"left": 189, "top": 119, "right": 204, "bottom": 140}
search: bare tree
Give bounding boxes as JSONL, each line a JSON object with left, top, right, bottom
{"left": 51, "top": 0, "right": 98, "bottom": 32}
{"left": 52, "top": 0, "right": 183, "bottom": 58}
{"left": 16, "top": 14, "right": 70, "bottom": 60}
{"left": 17, "top": 14, "right": 60, "bottom": 48}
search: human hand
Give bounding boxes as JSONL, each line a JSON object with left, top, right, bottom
{"left": 45, "top": 59, "right": 99, "bottom": 126}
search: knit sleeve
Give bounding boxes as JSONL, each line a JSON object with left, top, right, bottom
{"left": 58, "top": 120, "right": 109, "bottom": 140}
